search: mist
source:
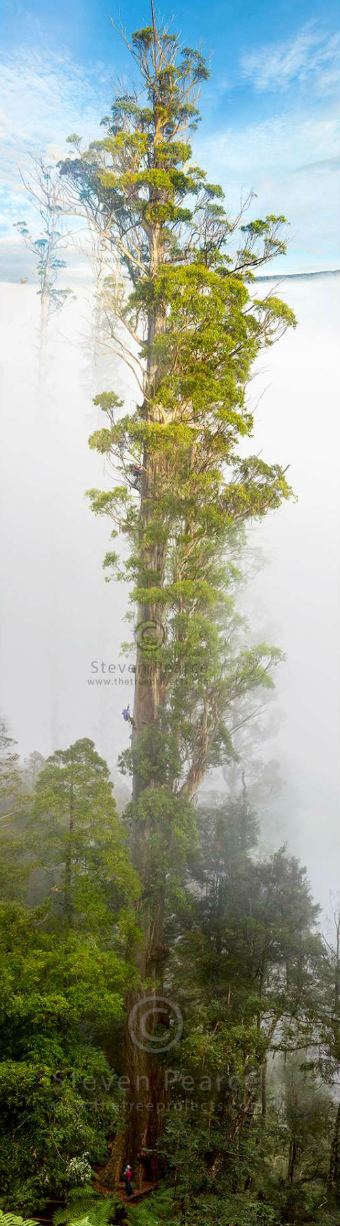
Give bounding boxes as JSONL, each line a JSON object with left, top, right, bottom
{"left": 0, "top": 270, "right": 339, "bottom": 920}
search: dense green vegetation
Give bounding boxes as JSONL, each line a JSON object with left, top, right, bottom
{"left": 0, "top": 720, "right": 339, "bottom": 1221}
{"left": 0, "top": 729, "right": 139, "bottom": 1206}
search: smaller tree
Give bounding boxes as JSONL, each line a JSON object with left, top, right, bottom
{"left": 31, "top": 737, "right": 139, "bottom": 930}
{"left": 14, "top": 157, "right": 73, "bottom": 359}
{"left": 60, "top": 133, "right": 124, "bottom": 370}
{"left": 0, "top": 719, "right": 29, "bottom": 902}
{"left": 0, "top": 719, "right": 26, "bottom": 818}
{"left": 23, "top": 750, "right": 46, "bottom": 791}
{"left": 284, "top": 1060, "right": 333, "bottom": 1189}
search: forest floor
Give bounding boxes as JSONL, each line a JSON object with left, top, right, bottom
{"left": 30, "top": 1177, "right": 157, "bottom": 1222}
{"left": 92, "top": 1154, "right": 157, "bottom": 1202}
{"left": 94, "top": 1176, "right": 157, "bottom": 1204}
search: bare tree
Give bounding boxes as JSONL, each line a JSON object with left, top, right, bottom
{"left": 14, "top": 157, "right": 73, "bottom": 364}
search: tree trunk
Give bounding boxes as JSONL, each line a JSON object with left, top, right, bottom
{"left": 261, "top": 1061, "right": 267, "bottom": 1121}
{"left": 329, "top": 1101, "right": 340, "bottom": 1204}
{"left": 63, "top": 780, "right": 74, "bottom": 924}
{"left": 39, "top": 280, "right": 49, "bottom": 394}
{"left": 287, "top": 1138, "right": 297, "bottom": 1185}
{"left": 106, "top": 199, "right": 172, "bottom": 1184}
{"left": 105, "top": 891, "right": 169, "bottom": 1186}
{"left": 107, "top": 77, "right": 212, "bottom": 1189}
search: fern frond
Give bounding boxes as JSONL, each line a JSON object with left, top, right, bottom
{"left": 0, "top": 1215, "right": 38, "bottom": 1226}
{"left": 53, "top": 1202, "right": 94, "bottom": 1226}
{"left": 53, "top": 1197, "right": 119, "bottom": 1226}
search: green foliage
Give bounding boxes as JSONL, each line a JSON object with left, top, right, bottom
{"left": 183, "top": 1194, "right": 278, "bottom": 1225}
{"left": 0, "top": 1216, "right": 38, "bottom": 1226}
{"left": 124, "top": 1190, "right": 177, "bottom": 1226}
{"left": 0, "top": 904, "right": 125, "bottom": 1206}
{"left": 0, "top": 738, "right": 139, "bottom": 1210}
{"left": 30, "top": 737, "right": 139, "bottom": 929}
{"left": 0, "top": 1037, "right": 117, "bottom": 1209}
{"left": 152, "top": 793, "right": 328, "bottom": 1214}
{"left": 60, "top": 21, "right": 296, "bottom": 821}
{"left": 53, "top": 1190, "right": 120, "bottom": 1226}
{"left": 123, "top": 1188, "right": 279, "bottom": 1225}
{"left": 0, "top": 719, "right": 30, "bottom": 901}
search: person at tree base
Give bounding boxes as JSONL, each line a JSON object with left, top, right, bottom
{"left": 122, "top": 705, "right": 135, "bottom": 728}
{"left": 123, "top": 1162, "right": 133, "bottom": 1196}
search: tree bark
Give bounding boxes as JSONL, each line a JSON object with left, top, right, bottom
{"left": 329, "top": 1102, "right": 340, "bottom": 1204}
{"left": 39, "top": 271, "right": 50, "bottom": 396}
{"left": 107, "top": 130, "right": 171, "bottom": 1183}
{"left": 261, "top": 1061, "right": 267, "bottom": 1121}
{"left": 288, "top": 1138, "right": 297, "bottom": 1185}
{"left": 63, "top": 779, "right": 74, "bottom": 925}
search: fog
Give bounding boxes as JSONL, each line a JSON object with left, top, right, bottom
{"left": 0, "top": 272, "right": 339, "bottom": 921}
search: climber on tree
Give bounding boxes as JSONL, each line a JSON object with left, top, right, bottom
{"left": 122, "top": 705, "right": 135, "bottom": 729}
{"left": 128, "top": 464, "right": 142, "bottom": 489}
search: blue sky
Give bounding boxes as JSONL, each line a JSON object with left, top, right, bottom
{"left": 1, "top": 0, "right": 339, "bottom": 274}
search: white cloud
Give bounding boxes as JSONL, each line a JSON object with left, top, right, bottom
{"left": 240, "top": 23, "right": 339, "bottom": 95}
{"left": 195, "top": 111, "right": 339, "bottom": 271}
{"left": 0, "top": 44, "right": 114, "bottom": 198}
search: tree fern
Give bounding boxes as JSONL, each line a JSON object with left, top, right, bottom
{"left": 124, "top": 1191, "right": 176, "bottom": 1226}
{"left": 53, "top": 1195, "right": 120, "bottom": 1226}
{"left": 53, "top": 1190, "right": 97, "bottom": 1226}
